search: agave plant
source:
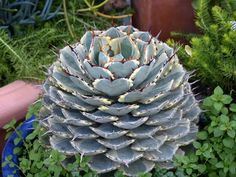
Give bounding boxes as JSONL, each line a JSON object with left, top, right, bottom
{"left": 39, "top": 26, "right": 201, "bottom": 176}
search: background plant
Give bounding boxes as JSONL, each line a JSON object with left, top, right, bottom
{"left": 168, "top": 0, "right": 236, "bottom": 92}
{"left": 0, "top": 0, "right": 61, "bottom": 36}
{"left": 174, "top": 86, "right": 236, "bottom": 177}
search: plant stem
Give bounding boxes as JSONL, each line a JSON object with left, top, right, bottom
{"left": 0, "top": 37, "right": 26, "bottom": 67}
{"left": 95, "top": 11, "right": 132, "bottom": 19}
{"left": 78, "top": 0, "right": 109, "bottom": 12}
{"left": 62, "top": 0, "right": 75, "bottom": 38}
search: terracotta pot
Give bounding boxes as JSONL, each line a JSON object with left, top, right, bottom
{"left": 131, "top": 0, "right": 198, "bottom": 41}
{"left": 0, "top": 80, "right": 42, "bottom": 127}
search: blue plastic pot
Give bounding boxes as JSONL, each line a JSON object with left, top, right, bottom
{"left": 1, "top": 116, "right": 35, "bottom": 177}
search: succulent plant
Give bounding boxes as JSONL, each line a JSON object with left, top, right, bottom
{"left": 39, "top": 26, "right": 201, "bottom": 176}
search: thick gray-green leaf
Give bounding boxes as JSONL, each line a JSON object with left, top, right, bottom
{"left": 50, "top": 68, "right": 92, "bottom": 95}
{"left": 113, "top": 114, "right": 148, "bottom": 129}
{"left": 50, "top": 136, "right": 77, "bottom": 155}
{"left": 105, "top": 60, "right": 139, "bottom": 78}
{"left": 67, "top": 125, "right": 98, "bottom": 140}
{"left": 99, "top": 103, "right": 139, "bottom": 116}
{"left": 80, "top": 31, "right": 93, "bottom": 52}
{"left": 93, "top": 78, "right": 133, "bottom": 96}
{"left": 71, "top": 139, "right": 106, "bottom": 155}
{"left": 146, "top": 108, "right": 178, "bottom": 125}
{"left": 129, "top": 62, "right": 154, "bottom": 88}
{"left": 90, "top": 123, "right": 128, "bottom": 139}
{"left": 131, "top": 31, "right": 151, "bottom": 42}
{"left": 131, "top": 135, "right": 167, "bottom": 151}
{"left": 81, "top": 110, "right": 118, "bottom": 123}
{"left": 97, "top": 136, "right": 135, "bottom": 150}
{"left": 184, "top": 106, "right": 201, "bottom": 121}
{"left": 59, "top": 46, "right": 88, "bottom": 81}
{"left": 84, "top": 60, "right": 114, "bottom": 80}
{"left": 61, "top": 108, "right": 93, "bottom": 126}
{"left": 157, "top": 119, "right": 190, "bottom": 141}
{"left": 160, "top": 110, "right": 182, "bottom": 130}
{"left": 102, "top": 27, "right": 125, "bottom": 39}
{"left": 132, "top": 100, "right": 168, "bottom": 117}
{"left": 144, "top": 142, "right": 178, "bottom": 162}
{"left": 57, "top": 90, "right": 96, "bottom": 111}
{"left": 88, "top": 155, "right": 120, "bottom": 173}
{"left": 89, "top": 36, "right": 110, "bottom": 65}
{"left": 127, "top": 125, "right": 160, "bottom": 138}
{"left": 106, "top": 147, "right": 143, "bottom": 166}
{"left": 122, "top": 159, "right": 155, "bottom": 177}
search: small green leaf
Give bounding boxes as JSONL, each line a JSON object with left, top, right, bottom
{"left": 2, "top": 161, "right": 8, "bottom": 167}
{"left": 223, "top": 138, "right": 234, "bottom": 148}
{"left": 14, "top": 137, "right": 21, "bottom": 145}
{"left": 13, "top": 147, "right": 22, "bottom": 155}
{"left": 214, "top": 128, "right": 224, "bottom": 137}
{"left": 229, "top": 163, "right": 236, "bottom": 174}
{"left": 221, "top": 107, "right": 229, "bottom": 115}
{"left": 6, "top": 155, "right": 12, "bottom": 161}
{"left": 220, "top": 115, "right": 229, "bottom": 123}
{"left": 198, "top": 164, "right": 206, "bottom": 173}
{"left": 215, "top": 161, "right": 224, "bottom": 168}
{"left": 203, "top": 97, "right": 213, "bottom": 107}
{"left": 230, "top": 104, "right": 236, "bottom": 112}
{"left": 214, "top": 102, "right": 223, "bottom": 111}
{"left": 197, "top": 131, "right": 208, "bottom": 140}
{"left": 227, "top": 129, "right": 235, "bottom": 138}
{"left": 193, "top": 141, "right": 201, "bottom": 149}
{"left": 221, "top": 95, "right": 232, "bottom": 104}
{"left": 214, "top": 86, "right": 223, "bottom": 95}
{"left": 3, "top": 119, "right": 17, "bottom": 130}
{"left": 219, "top": 124, "right": 227, "bottom": 131}
{"left": 186, "top": 168, "right": 193, "bottom": 175}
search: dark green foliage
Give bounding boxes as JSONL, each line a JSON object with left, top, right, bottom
{"left": 174, "top": 86, "right": 236, "bottom": 177}
{"left": 0, "top": 0, "right": 61, "bottom": 36}
{"left": 168, "top": 0, "right": 236, "bottom": 91}
{"left": 0, "top": 27, "right": 65, "bottom": 84}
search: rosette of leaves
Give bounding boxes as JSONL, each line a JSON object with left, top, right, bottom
{"left": 39, "top": 26, "right": 201, "bottom": 176}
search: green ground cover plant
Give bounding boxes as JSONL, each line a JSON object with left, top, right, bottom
{"left": 174, "top": 86, "right": 236, "bottom": 177}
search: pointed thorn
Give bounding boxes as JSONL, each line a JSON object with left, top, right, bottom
{"left": 167, "top": 47, "right": 180, "bottom": 62}
{"left": 125, "top": 162, "right": 129, "bottom": 168}
{"left": 80, "top": 153, "right": 84, "bottom": 163}
{"left": 194, "top": 93, "right": 201, "bottom": 97}
{"left": 188, "top": 69, "right": 197, "bottom": 75}
{"left": 190, "top": 80, "right": 200, "bottom": 85}
{"left": 192, "top": 86, "right": 199, "bottom": 91}
{"left": 196, "top": 99, "right": 204, "bottom": 103}
{"left": 51, "top": 45, "right": 60, "bottom": 51}
{"left": 42, "top": 130, "right": 52, "bottom": 136}
{"left": 156, "top": 30, "right": 162, "bottom": 39}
